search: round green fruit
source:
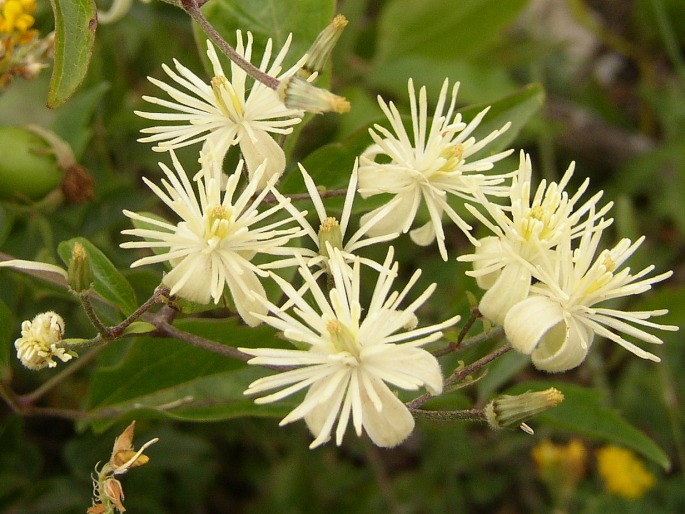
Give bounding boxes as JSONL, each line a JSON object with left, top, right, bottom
{"left": 0, "top": 126, "right": 62, "bottom": 200}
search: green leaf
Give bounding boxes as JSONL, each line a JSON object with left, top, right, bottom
{"left": 200, "top": 0, "right": 335, "bottom": 70}
{"left": 47, "top": 0, "right": 97, "bottom": 108}
{"left": 0, "top": 298, "right": 12, "bottom": 375}
{"left": 121, "top": 321, "right": 155, "bottom": 336}
{"left": 83, "top": 319, "right": 292, "bottom": 432}
{"left": 376, "top": 0, "right": 528, "bottom": 63}
{"left": 50, "top": 82, "right": 110, "bottom": 158}
{"left": 509, "top": 381, "right": 671, "bottom": 470}
{"left": 57, "top": 237, "right": 137, "bottom": 315}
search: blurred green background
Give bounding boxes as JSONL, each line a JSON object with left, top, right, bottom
{"left": 0, "top": 0, "right": 684, "bottom": 512}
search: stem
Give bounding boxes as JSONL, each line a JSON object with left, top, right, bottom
{"left": 180, "top": 0, "right": 280, "bottom": 90}
{"left": 109, "top": 286, "right": 170, "bottom": 338}
{"left": 409, "top": 408, "right": 486, "bottom": 423}
{"left": 80, "top": 293, "right": 111, "bottom": 338}
{"left": 407, "top": 343, "right": 512, "bottom": 410}
{"left": 22, "top": 346, "right": 105, "bottom": 404}
{"left": 153, "top": 320, "right": 254, "bottom": 361}
{"left": 445, "top": 343, "right": 511, "bottom": 388}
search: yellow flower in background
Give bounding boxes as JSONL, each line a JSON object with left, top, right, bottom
{"left": 532, "top": 438, "right": 587, "bottom": 487}
{"left": 0, "top": 0, "right": 36, "bottom": 36}
{"left": 596, "top": 445, "right": 655, "bottom": 499}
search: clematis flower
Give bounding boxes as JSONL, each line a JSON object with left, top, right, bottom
{"left": 120, "top": 150, "right": 304, "bottom": 326}
{"left": 503, "top": 217, "right": 678, "bottom": 372}
{"left": 135, "top": 32, "right": 306, "bottom": 189}
{"left": 242, "top": 247, "right": 460, "bottom": 448}
{"left": 357, "top": 78, "right": 512, "bottom": 260}
{"left": 458, "top": 151, "right": 613, "bottom": 325}
{"left": 14, "top": 311, "right": 73, "bottom": 370}
{"left": 272, "top": 161, "right": 399, "bottom": 274}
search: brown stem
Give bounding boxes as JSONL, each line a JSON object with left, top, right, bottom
{"left": 409, "top": 408, "right": 486, "bottom": 423}
{"left": 153, "top": 319, "right": 254, "bottom": 361}
{"left": 180, "top": 0, "right": 280, "bottom": 90}
{"left": 406, "top": 343, "right": 512, "bottom": 410}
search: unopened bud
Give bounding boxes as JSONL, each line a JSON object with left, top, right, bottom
{"left": 485, "top": 387, "right": 564, "bottom": 432}
{"left": 318, "top": 217, "right": 343, "bottom": 259}
{"left": 299, "top": 14, "right": 348, "bottom": 79}
{"left": 279, "top": 76, "right": 350, "bottom": 114}
{"left": 67, "top": 242, "right": 94, "bottom": 293}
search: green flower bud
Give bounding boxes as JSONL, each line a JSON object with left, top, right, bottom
{"left": 299, "top": 14, "right": 348, "bottom": 79}
{"left": 485, "top": 387, "right": 564, "bottom": 432}
{"left": 318, "top": 216, "right": 343, "bottom": 259}
{"left": 67, "top": 242, "right": 94, "bottom": 293}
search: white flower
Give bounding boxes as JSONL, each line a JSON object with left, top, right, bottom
{"left": 15, "top": 311, "right": 73, "bottom": 370}
{"left": 242, "top": 247, "right": 460, "bottom": 448}
{"left": 458, "top": 151, "right": 613, "bottom": 325}
{"left": 504, "top": 219, "right": 678, "bottom": 372}
{"left": 272, "top": 161, "right": 399, "bottom": 274}
{"left": 120, "top": 150, "right": 303, "bottom": 326}
{"left": 135, "top": 33, "right": 306, "bottom": 189}
{"left": 357, "top": 78, "right": 512, "bottom": 260}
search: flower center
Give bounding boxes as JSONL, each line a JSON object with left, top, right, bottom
{"left": 326, "top": 319, "right": 361, "bottom": 365}
{"left": 211, "top": 76, "right": 244, "bottom": 120}
{"left": 437, "top": 142, "right": 464, "bottom": 173}
{"left": 584, "top": 251, "right": 616, "bottom": 295}
{"left": 204, "top": 205, "right": 233, "bottom": 241}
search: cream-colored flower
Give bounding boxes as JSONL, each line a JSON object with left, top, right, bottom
{"left": 135, "top": 33, "right": 305, "bottom": 189}
{"left": 242, "top": 247, "right": 459, "bottom": 448}
{"left": 120, "top": 151, "right": 303, "bottom": 326}
{"left": 357, "top": 78, "right": 512, "bottom": 260}
{"left": 459, "top": 151, "right": 613, "bottom": 325}
{"left": 503, "top": 218, "right": 678, "bottom": 372}
{"left": 14, "top": 311, "right": 72, "bottom": 370}
{"left": 272, "top": 161, "right": 399, "bottom": 274}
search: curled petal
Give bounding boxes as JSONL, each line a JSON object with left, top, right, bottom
{"left": 360, "top": 376, "right": 415, "bottom": 448}
{"left": 504, "top": 295, "right": 592, "bottom": 372}
{"left": 472, "top": 236, "right": 503, "bottom": 289}
{"left": 479, "top": 261, "right": 531, "bottom": 325}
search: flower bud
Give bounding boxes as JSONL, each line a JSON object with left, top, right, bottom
{"left": 484, "top": 387, "right": 564, "bottom": 431}
{"left": 278, "top": 76, "right": 350, "bottom": 114}
{"left": 318, "top": 217, "right": 343, "bottom": 259}
{"left": 299, "top": 14, "right": 348, "bottom": 79}
{"left": 67, "top": 242, "right": 94, "bottom": 293}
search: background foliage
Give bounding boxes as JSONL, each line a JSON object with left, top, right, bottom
{"left": 1, "top": 0, "right": 684, "bottom": 512}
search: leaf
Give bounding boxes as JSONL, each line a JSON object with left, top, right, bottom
{"left": 47, "top": 0, "right": 97, "bottom": 108}
{"left": 508, "top": 381, "right": 671, "bottom": 470}
{"left": 50, "top": 82, "right": 110, "bottom": 158}
{"left": 57, "top": 237, "right": 138, "bottom": 315}
{"left": 0, "top": 298, "right": 12, "bottom": 375}
{"left": 376, "top": 0, "right": 528, "bottom": 63}
{"left": 83, "top": 319, "right": 293, "bottom": 432}
{"left": 457, "top": 83, "right": 545, "bottom": 155}
{"left": 200, "top": 0, "right": 336, "bottom": 70}
{"left": 121, "top": 322, "right": 155, "bottom": 336}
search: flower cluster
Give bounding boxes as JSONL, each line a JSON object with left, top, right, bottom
{"left": 117, "top": 18, "right": 677, "bottom": 444}
{"left": 14, "top": 311, "right": 73, "bottom": 370}
{"left": 459, "top": 151, "right": 677, "bottom": 372}
{"left": 0, "top": 0, "right": 53, "bottom": 89}
{"left": 4, "top": 15, "right": 674, "bottom": 450}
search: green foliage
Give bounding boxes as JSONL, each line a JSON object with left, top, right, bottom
{"left": 47, "top": 0, "right": 97, "bottom": 108}
{"left": 57, "top": 237, "right": 137, "bottom": 315}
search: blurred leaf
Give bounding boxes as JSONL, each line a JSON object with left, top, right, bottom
{"left": 200, "top": 0, "right": 336, "bottom": 69}
{"left": 47, "top": 0, "right": 97, "bottom": 108}
{"left": 50, "top": 82, "right": 110, "bottom": 159}
{"left": 0, "top": 298, "right": 12, "bottom": 373}
{"left": 458, "top": 83, "right": 545, "bottom": 155}
{"left": 0, "top": 204, "right": 12, "bottom": 247}
{"left": 57, "top": 237, "right": 137, "bottom": 315}
{"left": 509, "top": 381, "right": 671, "bottom": 470}
{"left": 84, "top": 319, "right": 293, "bottom": 432}
{"left": 376, "top": 0, "right": 527, "bottom": 63}
{"left": 476, "top": 350, "right": 529, "bottom": 403}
